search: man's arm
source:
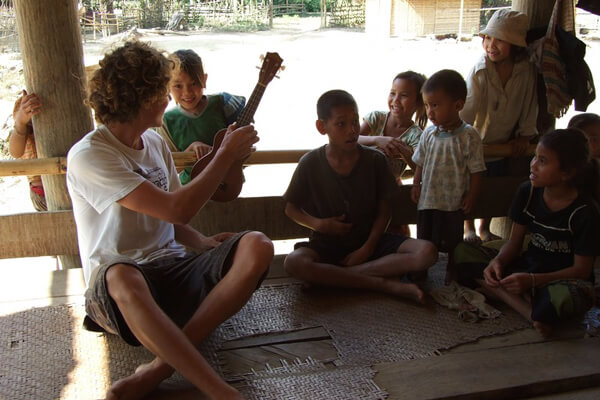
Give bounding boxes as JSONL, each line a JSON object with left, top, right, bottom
{"left": 118, "top": 124, "right": 257, "bottom": 225}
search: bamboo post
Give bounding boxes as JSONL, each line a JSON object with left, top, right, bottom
{"left": 14, "top": 0, "right": 94, "bottom": 268}
{"left": 458, "top": 0, "right": 464, "bottom": 40}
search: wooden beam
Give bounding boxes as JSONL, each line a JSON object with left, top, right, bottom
{"left": 373, "top": 338, "right": 600, "bottom": 400}
{"left": 0, "top": 177, "right": 523, "bottom": 260}
{"left": 0, "top": 210, "right": 79, "bottom": 258}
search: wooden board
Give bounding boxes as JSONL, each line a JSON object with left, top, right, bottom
{"left": 218, "top": 327, "right": 337, "bottom": 376}
{"left": 0, "top": 176, "right": 524, "bottom": 259}
{"left": 373, "top": 338, "right": 600, "bottom": 400}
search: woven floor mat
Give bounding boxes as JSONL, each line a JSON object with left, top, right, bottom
{"left": 0, "top": 259, "right": 529, "bottom": 399}
{"left": 235, "top": 360, "right": 387, "bottom": 400}
{"left": 220, "top": 260, "right": 530, "bottom": 368}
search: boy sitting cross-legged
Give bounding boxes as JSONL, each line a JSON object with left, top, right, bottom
{"left": 283, "top": 89, "right": 437, "bottom": 303}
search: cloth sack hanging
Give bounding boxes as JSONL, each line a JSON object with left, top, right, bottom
{"left": 528, "top": 0, "right": 572, "bottom": 117}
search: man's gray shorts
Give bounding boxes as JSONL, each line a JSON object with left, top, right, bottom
{"left": 84, "top": 231, "right": 252, "bottom": 346}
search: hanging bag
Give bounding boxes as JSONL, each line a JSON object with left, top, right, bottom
{"left": 529, "top": 0, "right": 572, "bottom": 117}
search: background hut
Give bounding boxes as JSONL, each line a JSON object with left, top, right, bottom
{"left": 366, "top": 0, "right": 482, "bottom": 37}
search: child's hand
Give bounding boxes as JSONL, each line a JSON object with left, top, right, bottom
{"left": 410, "top": 184, "right": 421, "bottom": 204}
{"left": 509, "top": 136, "right": 530, "bottom": 157}
{"left": 341, "top": 246, "right": 370, "bottom": 267}
{"left": 220, "top": 123, "right": 259, "bottom": 162}
{"left": 185, "top": 141, "right": 212, "bottom": 158}
{"left": 392, "top": 138, "right": 413, "bottom": 160}
{"left": 499, "top": 272, "right": 530, "bottom": 294}
{"left": 13, "top": 90, "right": 41, "bottom": 132}
{"left": 461, "top": 191, "right": 476, "bottom": 214}
{"left": 483, "top": 258, "right": 503, "bottom": 287}
{"left": 317, "top": 215, "right": 352, "bottom": 235}
{"left": 373, "top": 136, "right": 395, "bottom": 155}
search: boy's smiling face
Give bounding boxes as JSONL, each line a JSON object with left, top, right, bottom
{"left": 422, "top": 89, "right": 463, "bottom": 131}
{"left": 316, "top": 104, "right": 360, "bottom": 151}
{"left": 169, "top": 69, "right": 207, "bottom": 113}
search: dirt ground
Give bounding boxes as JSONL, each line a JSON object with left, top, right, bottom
{"left": 1, "top": 16, "right": 600, "bottom": 258}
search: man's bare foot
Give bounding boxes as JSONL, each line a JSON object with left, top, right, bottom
{"left": 382, "top": 279, "right": 426, "bottom": 304}
{"left": 533, "top": 321, "right": 553, "bottom": 338}
{"left": 479, "top": 229, "right": 501, "bottom": 243}
{"left": 105, "top": 360, "right": 171, "bottom": 400}
{"left": 463, "top": 231, "right": 482, "bottom": 244}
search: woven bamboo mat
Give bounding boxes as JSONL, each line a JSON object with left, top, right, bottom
{"left": 0, "top": 260, "right": 530, "bottom": 400}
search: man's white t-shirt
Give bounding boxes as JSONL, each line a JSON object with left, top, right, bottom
{"left": 67, "top": 125, "right": 187, "bottom": 287}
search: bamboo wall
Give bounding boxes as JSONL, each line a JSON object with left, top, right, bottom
{"left": 388, "top": 0, "right": 482, "bottom": 37}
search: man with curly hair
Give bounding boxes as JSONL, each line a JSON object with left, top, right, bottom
{"left": 67, "top": 41, "right": 272, "bottom": 400}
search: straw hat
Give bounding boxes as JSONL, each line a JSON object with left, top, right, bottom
{"left": 479, "top": 9, "right": 528, "bottom": 48}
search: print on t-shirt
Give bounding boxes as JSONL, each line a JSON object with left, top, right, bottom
{"left": 135, "top": 166, "right": 168, "bottom": 191}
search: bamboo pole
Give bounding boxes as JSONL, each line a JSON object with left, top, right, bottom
{"left": 0, "top": 150, "right": 311, "bottom": 178}
{"left": 0, "top": 146, "right": 537, "bottom": 178}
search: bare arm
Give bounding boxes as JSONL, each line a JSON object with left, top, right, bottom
{"left": 342, "top": 199, "right": 390, "bottom": 266}
{"left": 410, "top": 165, "right": 423, "bottom": 204}
{"left": 118, "top": 124, "right": 258, "bottom": 225}
{"left": 500, "top": 254, "right": 594, "bottom": 294}
{"left": 9, "top": 91, "right": 41, "bottom": 158}
{"left": 483, "top": 222, "right": 528, "bottom": 287}
{"left": 284, "top": 201, "right": 351, "bottom": 236}
{"left": 462, "top": 171, "right": 483, "bottom": 214}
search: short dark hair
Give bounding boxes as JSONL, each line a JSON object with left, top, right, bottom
{"left": 170, "top": 49, "right": 205, "bottom": 88}
{"left": 422, "top": 69, "right": 467, "bottom": 102}
{"left": 87, "top": 41, "right": 172, "bottom": 125}
{"left": 316, "top": 89, "right": 357, "bottom": 121}
{"left": 568, "top": 113, "right": 600, "bottom": 133}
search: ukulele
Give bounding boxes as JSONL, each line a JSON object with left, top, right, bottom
{"left": 190, "top": 52, "right": 284, "bottom": 202}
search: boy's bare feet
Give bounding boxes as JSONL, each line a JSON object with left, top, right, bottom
{"left": 533, "top": 321, "right": 553, "bottom": 338}
{"left": 382, "top": 279, "right": 426, "bottom": 304}
{"left": 479, "top": 229, "right": 501, "bottom": 243}
{"left": 463, "top": 231, "right": 482, "bottom": 244}
{"left": 106, "top": 360, "right": 170, "bottom": 400}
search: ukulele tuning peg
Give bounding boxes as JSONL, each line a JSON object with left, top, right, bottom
{"left": 280, "top": 65, "right": 286, "bottom": 72}
{"left": 259, "top": 54, "right": 265, "bottom": 62}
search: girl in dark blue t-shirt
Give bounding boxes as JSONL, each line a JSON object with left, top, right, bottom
{"left": 456, "top": 128, "right": 599, "bottom": 337}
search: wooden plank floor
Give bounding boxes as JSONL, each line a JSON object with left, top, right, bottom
{"left": 0, "top": 255, "right": 598, "bottom": 399}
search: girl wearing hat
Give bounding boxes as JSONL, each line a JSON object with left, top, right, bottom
{"left": 461, "top": 9, "right": 538, "bottom": 244}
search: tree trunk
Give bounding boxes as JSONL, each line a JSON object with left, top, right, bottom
{"left": 14, "top": 0, "right": 94, "bottom": 268}
{"left": 321, "top": 0, "right": 327, "bottom": 28}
